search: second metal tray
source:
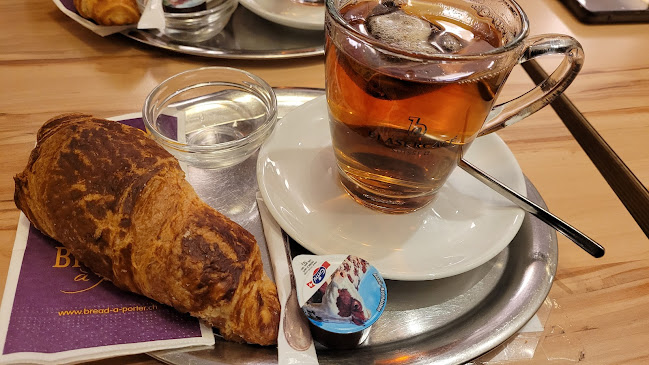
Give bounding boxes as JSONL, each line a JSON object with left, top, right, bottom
{"left": 122, "top": 6, "right": 325, "bottom": 60}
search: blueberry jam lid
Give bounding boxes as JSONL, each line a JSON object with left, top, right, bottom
{"left": 292, "top": 254, "right": 387, "bottom": 334}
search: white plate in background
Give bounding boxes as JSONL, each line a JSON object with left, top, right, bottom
{"left": 239, "top": 0, "right": 324, "bottom": 30}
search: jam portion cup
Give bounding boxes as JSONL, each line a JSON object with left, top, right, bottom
{"left": 292, "top": 254, "right": 388, "bottom": 349}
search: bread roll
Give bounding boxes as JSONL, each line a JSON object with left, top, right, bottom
{"left": 14, "top": 113, "right": 280, "bottom": 345}
{"left": 74, "top": 0, "right": 140, "bottom": 26}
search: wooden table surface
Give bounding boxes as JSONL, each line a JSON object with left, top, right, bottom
{"left": 1, "top": 0, "right": 648, "bottom": 364}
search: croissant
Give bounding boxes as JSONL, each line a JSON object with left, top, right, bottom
{"left": 14, "top": 113, "right": 280, "bottom": 346}
{"left": 74, "top": 0, "right": 140, "bottom": 26}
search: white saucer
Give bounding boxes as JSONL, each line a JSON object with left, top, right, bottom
{"left": 257, "top": 96, "right": 526, "bottom": 280}
{"left": 239, "top": 0, "right": 324, "bottom": 31}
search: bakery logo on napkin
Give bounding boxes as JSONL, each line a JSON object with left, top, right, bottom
{"left": 0, "top": 214, "right": 213, "bottom": 364}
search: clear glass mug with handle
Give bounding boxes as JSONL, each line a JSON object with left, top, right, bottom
{"left": 325, "top": 0, "right": 584, "bottom": 213}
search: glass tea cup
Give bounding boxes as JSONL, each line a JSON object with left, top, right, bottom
{"left": 325, "top": 0, "right": 583, "bottom": 213}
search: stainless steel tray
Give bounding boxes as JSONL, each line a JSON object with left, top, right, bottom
{"left": 122, "top": 6, "right": 324, "bottom": 60}
{"left": 150, "top": 88, "right": 558, "bottom": 365}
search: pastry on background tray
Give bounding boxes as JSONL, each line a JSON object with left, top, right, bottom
{"left": 74, "top": 0, "right": 141, "bottom": 25}
{"left": 14, "top": 113, "right": 280, "bottom": 346}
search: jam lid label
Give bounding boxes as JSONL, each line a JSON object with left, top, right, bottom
{"left": 163, "top": 0, "right": 205, "bottom": 9}
{"left": 293, "top": 254, "right": 347, "bottom": 307}
{"left": 292, "top": 254, "right": 387, "bottom": 333}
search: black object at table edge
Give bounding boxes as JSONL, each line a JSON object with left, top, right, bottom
{"left": 522, "top": 59, "right": 649, "bottom": 240}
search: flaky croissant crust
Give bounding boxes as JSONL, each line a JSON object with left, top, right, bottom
{"left": 14, "top": 113, "right": 280, "bottom": 345}
{"left": 74, "top": 0, "right": 140, "bottom": 26}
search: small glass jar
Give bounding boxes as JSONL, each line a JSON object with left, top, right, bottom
{"left": 137, "top": 0, "right": 238, "bottom": 42}
{"left": 142, "top": 67, "right": 278, "bottom": 169}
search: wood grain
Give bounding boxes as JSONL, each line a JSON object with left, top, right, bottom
{"left": 1, "top": 0, "right": 648, "bottom": 364}
{"left": 522, "top": 59, "right": 649, "bottom": 238}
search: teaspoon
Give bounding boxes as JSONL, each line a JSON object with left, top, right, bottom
{"left": 458, "top": 158, "right": 605, "bottom": 258}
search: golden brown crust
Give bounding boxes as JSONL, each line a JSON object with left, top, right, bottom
{"left": 74, "top": 0, "right": 140, "bottom": 26}
{"left": 14, "top": 114, "right": 280, "bottom": 346}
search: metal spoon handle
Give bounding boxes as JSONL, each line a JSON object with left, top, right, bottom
{"left": 459, "top": 158, "right": 605, "bottom": 258}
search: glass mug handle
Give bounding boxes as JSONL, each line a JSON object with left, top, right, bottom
{"left": 479, "top": 34, "right": 584, "bottom": 136}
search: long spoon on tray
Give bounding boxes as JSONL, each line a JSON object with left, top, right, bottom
{"left": 458, "top": 158, "right": 605, "bottom": 258}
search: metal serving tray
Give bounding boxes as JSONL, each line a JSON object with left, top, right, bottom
{"left": 149, "top": 88, "right": 557, "bottom": 365}
{"left": 122, "top": 6, "right": 324, "bottom": 60}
